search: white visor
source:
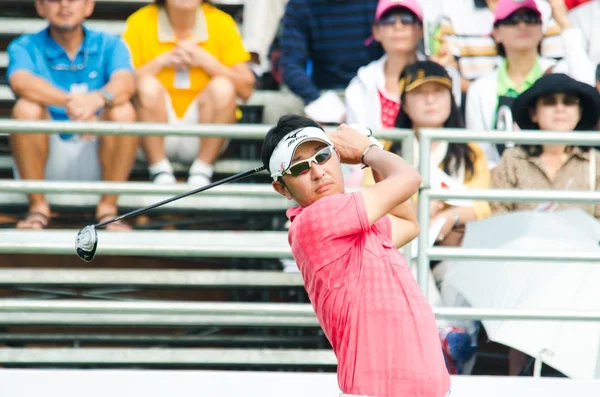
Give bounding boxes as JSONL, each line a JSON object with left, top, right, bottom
{"left": 269, "top": 127, "right": 333, "bottom": 180}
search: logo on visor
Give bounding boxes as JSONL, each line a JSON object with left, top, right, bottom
{"left": 285, "top": 129, "right": 309, "bottom": 148}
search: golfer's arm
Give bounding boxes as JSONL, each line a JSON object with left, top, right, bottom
{"left": 361, "top": 147, "right": 421, "bottom": 232}
{"left": 9, "top": 70, "right": 69, "bottom": 106}
{"left": 372, "top": 168, "right": 420, "bottom": 248}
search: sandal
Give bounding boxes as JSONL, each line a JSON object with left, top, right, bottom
{"left": 16, "top": 211, "right": 50, "bottom": 230}
{"left": 96, "top": 213, "right": 132, "bottom": 231}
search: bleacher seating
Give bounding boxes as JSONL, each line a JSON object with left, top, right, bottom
{"left": 0, "top": 0, "right": 338, "bottom": 373}
{"left": 0, "top": 0, "right": 512, "bottom": 377}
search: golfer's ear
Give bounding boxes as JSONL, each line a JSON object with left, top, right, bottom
{"left": 272, "top": 180, "right": 293, "bottom": 200}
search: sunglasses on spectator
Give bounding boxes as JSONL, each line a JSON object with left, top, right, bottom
{"left": 538, "top": 94, "right": 581, "bottom": 107}
{"left": 280, "top": 146, "right": 333, "bottom": 177}
{"left": 378, "top": 13, "right": 419, "bottom": 27}
{"left": 497, "top": 11, "right": 541, "bottom": 26}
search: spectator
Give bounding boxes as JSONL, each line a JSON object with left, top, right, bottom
{"left": 395, "top": 62, "right": 491, "bottom": 246}
{"left": 280, "top": 0, "right": 383, "bottom": 124}
{"left": 430, "top": 0, "right": 566, "bottom": 94}
{"left": 7, "top": 0, "right": 137, "bottom": 230}
{"left": 123, "top": 0, "right": 255, "bottom": 186}
{"left": 465, "top": 0, "right": 582, "bottom": 168}
{"left": 392, "top": 61, "right": 491, "bottom": 375}
{"left": 568, "top": 0, "right": 600, "bottom": 65}
{"left": 345, "top": 0, "right": 426, "bottom": 130}
{"left": 491, "top": 73, "right": 600, "bottom": 375}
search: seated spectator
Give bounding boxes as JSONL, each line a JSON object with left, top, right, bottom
{"left": 395, "top": 61, "right": 491, "bottom": 242}
{"left": 431, "top": 0, "right": 566, "bottom": 94}
{"left": 345, "top": 0, "right": 426, "bottom": 130}
{"left": 491, "top": 73, "right": 600, "bottom": 375}
{"left": 280, "top": 0, "right": 383, "bottom": 124}
{"left": 465, "top": 0, "right": 582, "bottom": 168}
{"left": 123, "top": 0, "right": 255, "bottom": 186}
{"left": 7, "top": 0, "right": 137, "bottom": 230}
{"left": 392, "top": 61, "right": 491, "bottom": 375}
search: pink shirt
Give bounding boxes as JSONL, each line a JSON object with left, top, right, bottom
{"left": 287, "top": 192, "right": 450, "bottom": 397}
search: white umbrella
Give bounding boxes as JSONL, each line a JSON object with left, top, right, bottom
{"left": 444, "top": 209, "right": 600, "bottom": 379}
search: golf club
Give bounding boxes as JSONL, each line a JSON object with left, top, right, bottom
{"left": 75, "top": 166, "right": 266, "bottom": 262}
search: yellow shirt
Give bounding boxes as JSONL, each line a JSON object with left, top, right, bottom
{"left": 123, "top": 4, "right": 250, "bottom": 118}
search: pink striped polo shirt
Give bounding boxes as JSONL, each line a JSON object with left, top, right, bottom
{"left": 287, "top": 192, "right": 450, "bottom": 397}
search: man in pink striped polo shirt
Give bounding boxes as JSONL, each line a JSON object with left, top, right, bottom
{"left": 262, "top": 114, "right": 451, "bottom": 397}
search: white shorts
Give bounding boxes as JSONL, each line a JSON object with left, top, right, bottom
{"left": 13, "top": 134, "right": 102, "bottom": 182}
{"left": 136, "top": 94, "right": 230, "bottom": 166}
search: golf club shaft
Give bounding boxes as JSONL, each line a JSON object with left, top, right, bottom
{"left": 94, "top": 166, "right": 266, "bottom": 228}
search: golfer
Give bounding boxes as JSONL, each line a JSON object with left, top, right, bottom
{"left": 262, "top": 115, "right": 451, "bottom": 397}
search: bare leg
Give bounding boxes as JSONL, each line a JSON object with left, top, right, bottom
{"left": 195, "top": 76, "right": 237, "bottom": 165}
{"left": 10, "top": 99, "right": 51, "bottom": 229}
{"left": 134, "top": 75, "right": 169, "bottom": 166}
{"left": 96, "top": 102, "right": 138, "bottom": 230}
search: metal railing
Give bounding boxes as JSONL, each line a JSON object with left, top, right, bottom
{"left": 416, "top": 128, "right": 600, "bottom": 297}
{"left": 2, "top": 120, "right": 600, "bottom": 327}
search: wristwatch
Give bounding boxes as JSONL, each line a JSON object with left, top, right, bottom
{"left": 97, "top": 89, "right": 114, "bottom": 107}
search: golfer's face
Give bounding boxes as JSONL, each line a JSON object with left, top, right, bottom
{"left": 277, "top": 141, "right": 344, "bottom": 207}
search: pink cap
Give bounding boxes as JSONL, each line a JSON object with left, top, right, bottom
{"left": 366, "top": 0, "right": 423, "bottom": 46}
{"left": 493, "top": 0, "right": 541, "bottom": 25}
{"left": 374, "top": 0, "right": 423, "bottom": 23}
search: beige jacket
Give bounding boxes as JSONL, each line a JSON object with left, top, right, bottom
{"left": 491, "top": 147, "right": 600, "bottom": 217}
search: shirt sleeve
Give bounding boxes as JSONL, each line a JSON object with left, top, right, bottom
{"left": 6, "top": 39, "right": 36, "bottom": 80}
{"left": 217, "top": 15, "right": 251, "bottom": 67}
{"left": 107, "top": 37, "right": 134, "bottom": 77}
{"left": 280, "top": 0, "right": 321, "bottom": 104}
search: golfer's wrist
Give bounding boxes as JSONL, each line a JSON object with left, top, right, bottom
{"left": 361, "top": 144, "right": 381, "bottom": 167}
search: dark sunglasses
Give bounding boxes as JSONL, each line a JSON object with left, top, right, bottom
{"left": 497, "top": 11, "right": 542, "bottom": 26}
{"left": 281, "top": 146, "right": 333, "bottom": 177}
{"left": 538, "top": 94, "right": 581, "bottom": 106}
{"left": 378, "top": 13, "right": 419, "bottom": 27}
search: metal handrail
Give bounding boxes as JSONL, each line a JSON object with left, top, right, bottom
{"left": 416, "top": 128, "right": 600, "bottom": 297}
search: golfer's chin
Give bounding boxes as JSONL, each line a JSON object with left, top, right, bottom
{"left": 314, "top": 182, "right": 344, "bottom": 199}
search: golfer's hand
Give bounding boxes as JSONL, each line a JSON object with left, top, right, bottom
{"left": 327, "top": 123, "right": 374, "bottom": 164}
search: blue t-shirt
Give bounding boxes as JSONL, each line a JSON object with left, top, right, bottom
{"left": 6, "top": 26, "right": 133, "bottom": 137}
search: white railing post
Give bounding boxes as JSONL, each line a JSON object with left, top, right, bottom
{"left": 417, "top": 133, "right": 432, "bottom": 297}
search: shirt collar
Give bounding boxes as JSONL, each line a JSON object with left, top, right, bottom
{"left": 157, "top": 6, "right": 209, "bottom": 43}
{"left": 515, "top": 146, "right": 591, "bottom": 163}
{"left": 497, "top": 57, "right": 543, "bottom": 95}
{"left": 286, "top": 206, "right": 303, "bottom": 222}
{"left": 43, "top": 25, "right": 99, "bottom": 60}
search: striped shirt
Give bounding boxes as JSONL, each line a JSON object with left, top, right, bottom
{"left": 430, "top": 0, "right": 564, "bottom": 82}
{"left": 280, "top": 0, "right": 382, "bottom": 104}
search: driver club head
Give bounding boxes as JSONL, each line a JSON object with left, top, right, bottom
{"left": 75, "top": 225, "right": 98, "bottom": 262}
